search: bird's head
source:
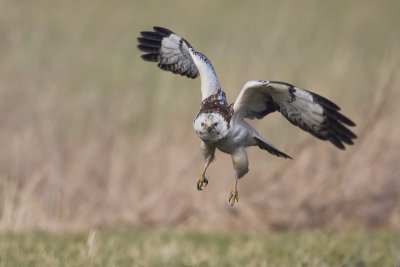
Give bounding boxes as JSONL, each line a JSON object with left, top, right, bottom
{"left": 193, "top": 113, "right": 228, "bottom": 141}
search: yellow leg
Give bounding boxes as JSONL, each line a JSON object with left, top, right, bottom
{"left": 229, "top": 178, "right": 239, "bottom": 206}
{"left": 197, "top": 165, "right": 209, "bottom": 191}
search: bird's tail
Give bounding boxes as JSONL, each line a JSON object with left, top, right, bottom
{"left": 254, "top": 136, "right": 292, "bottom": 159}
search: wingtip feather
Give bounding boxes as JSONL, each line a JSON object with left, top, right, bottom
{"left": 141, "top": 53, "right": 159, "bottom": 62}
{"left": 153, "top": 26, "right": 174, "bottom": 36}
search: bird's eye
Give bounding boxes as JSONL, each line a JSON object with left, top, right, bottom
{"left": 214, "top": 122, "right": 218, "bottom": 126}
{"left": 201, "top": 123, "right": 204, "bottom": 127}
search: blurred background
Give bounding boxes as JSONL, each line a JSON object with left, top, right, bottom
{"left": 0, "top": 0, "right": 399, "bottom": 233}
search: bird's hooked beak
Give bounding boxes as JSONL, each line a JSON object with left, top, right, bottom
{"left": 206, "top": 122, "right": 212, "bottom": 133}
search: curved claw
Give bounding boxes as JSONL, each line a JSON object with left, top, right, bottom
{"left": 197, "top": 180, "right": 203, "bottom": 191}
{"left": 197, "top": 177, "right": 208, "bottom": 191}
{"left": 229, "top": 190, "right": 239, "bottom": 206}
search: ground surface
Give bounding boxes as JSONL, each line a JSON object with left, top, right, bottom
{"left": 1, "top": 229, "right": 399, "bottom": 266}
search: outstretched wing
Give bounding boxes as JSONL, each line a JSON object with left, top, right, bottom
{"left": 232, "top": 80, "right": 357, "bottom": 149}
{"left": 138, "top": 26, "right": 222, "bottom": 100}
{"left": 137, "top": 26, "right": 199, "bottom": 79}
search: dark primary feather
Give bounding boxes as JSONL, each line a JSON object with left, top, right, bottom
{"left": 309, "top": 91, "right": 355, "bottom": 126}
{"left": 140, "top": 31, "right": 164, "bottom": 41}
{"left": 233, "top": 80, "right": 357, "bottom": 150}
{"left": 137, "top": 26, "right": 199, "bottom": 79}
{"left": 153, "top": 26, "right": 173, "bottom": 36}
{"left": 277, "top": 87, "right": 357, "bottom": 150}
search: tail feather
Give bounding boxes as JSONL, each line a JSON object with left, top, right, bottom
{"left": 254, "top": 137, "right": 292, "bottom": 159}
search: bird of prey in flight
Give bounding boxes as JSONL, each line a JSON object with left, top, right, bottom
{"left": 137, "top": 26, "right": 356, "bottom": 206}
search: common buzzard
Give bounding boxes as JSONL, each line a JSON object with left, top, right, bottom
{"left": 137, "top": 26, "right": 356, "bottom": 206}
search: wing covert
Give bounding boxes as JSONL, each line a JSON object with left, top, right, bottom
{"left": 232, "top": 80, "right": 357, "bottom": 149}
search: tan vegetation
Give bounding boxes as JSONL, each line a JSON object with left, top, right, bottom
{"left": 1, "top": 229, "right": 398, "bottom": 266}
{"left": 0, "top": 0, "right": 399, "bottom": 231}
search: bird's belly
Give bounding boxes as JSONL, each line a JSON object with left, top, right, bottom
{"left": 214, "top": 131, "right": 250, "bottom": 154}
{"left": 215, "top": 138, "right": 235, "bottom": 154}
{"left": 196, "top": 122, "right": 251, "bottom": 154}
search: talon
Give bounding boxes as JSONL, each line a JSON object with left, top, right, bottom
{"left": 229, "top": 178, "right": 239, "bottom": 206}
{"left": 197, "top": 180, "right": 203, "bottom": 191}
{"left": 197, "top": 176, "right": 208, "bottom": 191}
{"left": 229, "top": 191, "right": 239, "bottom": 206}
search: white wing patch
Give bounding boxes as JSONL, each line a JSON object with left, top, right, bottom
{"left": 138, "top": 27, "right": 199, "bottom": 79}
{"left": 138, "top": 26, "right": 221, "bottom": 100}
{"left": 232, "top": 80, "right": 356, "bottom": 149}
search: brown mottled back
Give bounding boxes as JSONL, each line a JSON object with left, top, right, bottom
{"left": 196, "top": 92, "right": 234, "bottom": 128}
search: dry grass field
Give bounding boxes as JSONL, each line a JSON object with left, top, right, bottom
{"left": 1, "top": 229, "right": 399, "bottom": 266}
{"left": 0, "top": 0, "right": 399, "bottom": 237}
{"left": 1, "top": 0, "right": 400, "bottom": 265}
